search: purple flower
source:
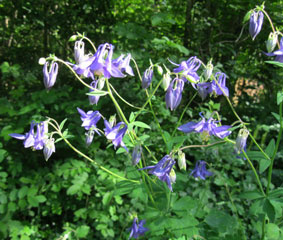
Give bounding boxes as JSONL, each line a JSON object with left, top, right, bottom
{"left": 190, "top": 161, "right": 213, "bottom": 180}
{"left": 235, "top": 129, "right": 249, "bottom": 154}
{"left": 104, "top": 120, "right": 128, "bottom": 151}
{"left": 43, "top": 62, "right": 58, "bottom": 90}
{"left": 197, "top": 82, "right": 211, "bottom": 100}
{"left": 90, "top": 43, "right": 124, "bottom": 79}
{"left": 171, "top": 56, "right": 201, "bottom": 84}
{"left": 128, "top": 217, "right": 149, "bottom": 239}
{"left": 112, "top": 53, "right": 134, "bottom": 76}
{"left": 211, "top": 72, "right": 229, "bottom": 97}
{"left": 249, "top": 11, "right": 264, "bottom": 40}
{"left": 139, "top": 155, "right": 175, "bottom": 191}
{"left": 265, "top": 37, "right": 283, "bottom": 63}
{"left": 77, "top": 108, "right": 101, "bottom": 133}
{"left": 142, "top": 67, "right": 153, "bottom": 89}
{"left": 85, "top": 130, "right": 95, "bottom": 146}
{"left": 132, "top": 145, "right": 142, "bottom": 165}
{"left": 72, "top": 55, "right": 95, "bottom": 79}
{"left": 88, "top": 80, "right": 100, "bottom": 105}
{"left": 9, "top": 121, "right": 48, "bottom": 150}
{"left": 74, "top": 40, "right": 87, "bottom": 65}
{"left": 178, "top": 112, "right": 231, "bottom": 139}
{"left": 165, "top": 78, "right": 185, "bottom": 110}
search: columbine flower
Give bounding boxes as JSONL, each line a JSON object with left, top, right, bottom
{"left": 33, "top": 122, "right": 48, "bottom": 150}
{"left": 235, "top": 129, "right": 249, "bottom": 154}
{"left": 142, "top": 67, "right": 153, "bottom": 89}
{"left": 128, "top": 217, "right": 149, "bottom": 239}
{"left": 191, "top": 161, "right": 213, "bottom": 180}
{"left": 178, "top": 112, "right": 231, "bottom": 139}
{"left": 265, "top": 37, "right": 283, "bottom": 63}
{"left": 85, "top": 130, "right": 95, "bottom": 146}
{"left": 266, "top": 32, "right": 278, "bottom": 53}
{"left": 10, "top": 121, "right": 36, "bottom": 148}
{"left": 74, "top": 40, "right": 87, "bottom": 65}
{"left": 165, "top": 78, "right": 185, "bottom": 111}
{"left": 77, "top": 108, "right": 101, "bottom": 134}
{"left": 132, "top": 145, "right": 142, "bottom": 166}
{"left": 204, "top": 60, "right": 213, "bottom": 80}
{"left": 104, "top": 120, "right": 128, "bottom": 151}
{"left": 171, "top": 56, "right": 201, "bottom": 84}
{"left": 211, "top": 72, "right": 229, "bottom": 97}
{"left": 43, "top": 138, "right": 55, "bottom": 161}
{"left": 112, "top": 53, "right": 134, "bottom": 76}
{"left": 249, "top": 11, "right": 264, "bottom": 40}
{"left": 43, "top": 62, "right": 58, "bottom": 90}
{"left": 88, "top": 80, "right": 100, "bottom": 105}
{"left": 197, "top": 82, "right": 211, "bottom": 100}
{"left": 139, "top": 155, "right": 175, "bottom": 191}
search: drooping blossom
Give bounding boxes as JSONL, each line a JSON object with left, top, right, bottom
{"left": 88, "top": 80, "right": 100, "bottom": 105}
{"left": 74, "top": 40, "right": 87, "bottom": 65}
{"left": 77, "top": 108, "right": 101, "bottom": 133}
{"left": 178, "top": 112, "right": 231, "bottom": 139}
{"left": 190, "top": 161, "right": 213, "bottom": 180}
{"left": 210, "top": 72, "right": 229, "bottom": 97}
{"left": 165, "top": 78, "right": 185, "bottom": 111}
{"left": 43, "top": 62, "right": 58, "bottom": 90}
{"left": 139, "top": 155, "right": 176, "bottom": 191}
{"left": 265, "top": 37, "right": 283, "bottom": 63}
{"left": 128, "top": 217, "right": 149, "bottom": 239}
{"left": 196, "top": 82, "right": 211, "bottom": 100}
{"left": 112, "top": 53, "right": 134, "bottom": 76}
{"left": 132, "top": 145, "right": 142, "bottom": 166}
{"left": 43, "top": 138, "right": 55, "bottom": 161}
{"left": 171, "top": 56, "right": 201, "bottom": 84}
{"left": 142, "top": 67, "right": 153, "bottom": 89}
{"left": 235, "top": 129, "right": 249, "bottom": 154}
{"left": 249, "top": 11, "right": 264, "bottom": 40}
{"left": 104, "top": 120, "right": 128, "bottom": 151}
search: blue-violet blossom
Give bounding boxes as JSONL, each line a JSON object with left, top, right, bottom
{"left": 104, "top": 120, "right": 128, "bottom": 151}
{"left": 249, "top": 11, "right": 264, "bottom": 40}
{"left": 191, "top": 160, "right": 213, "bottom": 180}
{"left": 211, "top": 72, "right": 229, "bottom": 97}
{"left": 178, "top": 112, "right": 231, "bottom": 139}
{"left": 235, "top": 129, "right": 249, "bottom": 154}
{"left": 128, "top": 217, "right": 149, "bottom": 239}
{"left": 139, "top": 155, "right": 176, "bottom": 191}
{"left": 142, "top": 67, "right": 153, "bottom": 89}
{"left": 77, "top": 108, "right": 101, "bottom": 133}
{"left": 112, "top": 53, "right": 134, "bottom": 76}
{"left": 132, "top": 145, "right": 142, "bottom": 166}
{"left": 43, "top": 62, "right": 58, "bottom": 90}
{"left": 88, "top": 80, "right": 100, "bottom": 105}
{"left": 165, "top": 78, "right": 185, "bottom": 111}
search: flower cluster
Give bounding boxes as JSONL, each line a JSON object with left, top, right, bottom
{"left": 9, "top": 121, "right": 55, "bottom": 161}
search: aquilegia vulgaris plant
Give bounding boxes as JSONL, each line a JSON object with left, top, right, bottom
{"left": 9, "top": 3, "right": 283, "bottom": 239}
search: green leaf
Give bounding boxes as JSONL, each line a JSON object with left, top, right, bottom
{"left": 59, "top": 118, "right": 68, "bottom": 130}
{"left": 277, "top": 91, "right": 283, "bottom": 105}
{"left": 205, "top": 209, "right": 237, "bottom": 232}
{"left": 114, "top": 181, "right": 135, "bottom": 196}
{"left": 259, "top": 139, "right": 275, "bottom": 173}
{"left": 271, "top": 112, "right": 283, "bottom": 124}
{"left": 129, "top": 112, "right": 135, "bottom": 122}
{"left": 131, "top": 121, "right": 151, "bottom": 129}
{"left": 36, "top": 195, "right": 46, "bottom": 203}
{"left": 76, "top": 225, "right": 90, "bottom": 238}
{"left": 266, "top": 223, "right": 280, "bottom": 240}
{"left": 263, "top": 199, "right": 275, "bottom": 222}
{"left": 243, "top": 10, "right": 252, "bottom": 23}
{"left": 265, "top": 61, "right": 283, "bottom": 68}
{"left": 269, "top": 188, "right": 283, "bottom": 199}
{"left": 27, "top": 196, "right": 39, "bottom": 207}
{"left": 67, "top": 184, "right": 81, "bottom": 195}
{"left": 102, "top": 192, "right": 113, "bottom": 206}
{"left": 172, "top": 196, "right": 197, "bottom": 216}
{"left": 238, "top": 190, "right": 264, "bottom": 200}
{"left": 18, "top": 186, "right": 29, "bottom": 199}
{"left": 86, "top": 90, "right": 108, "bottom": 96}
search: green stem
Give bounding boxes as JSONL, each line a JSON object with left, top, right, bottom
{"left": 262, "top": 9, "right": 280, "bottom": 49}
{"left": 266, "top": 101, "right": 283, "bottom": 195}
{"left": 242, "top": 151, "right": 265, "bottom": 196}
{"left": 178, "top": 141, "right": 226, "bottom": 152}
{"left": 82, "top": 36, "right": 97, "bottom": 52}
{"left": 249, "top": 134, "right": 271, "bottom": 161}
{"left": 172, "top": 92, "right": 197, "bottom": 137}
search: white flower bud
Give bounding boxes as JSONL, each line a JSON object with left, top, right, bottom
{"left": 266, "top": 32, "right": 278, "bottom": 53}
{"left": 38, "top": 58, "right": 46, "bottom": 65}
{"left": 178, "top": 151, "right": 186, "bottom": 170}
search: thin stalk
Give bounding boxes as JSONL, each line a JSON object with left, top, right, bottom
{"left": 262, "top": 9, "right": 280, "bottom": 49}
{"left": 172, "top": 92, "right": 197, "bottom": 137}
{"left": 178, "top": 141, "right": 226, "bottom": 152}
{"left": 82, "top": 36, "right": 97, "bottom": 52}
{"left": 242, "top": 151, "right": 265, "bottom": 196}
{"left": 249, "top": 134, "right": 271, "bottom": 161}
{"left": 266, "top": 101, "right": 283, "bottom": 195}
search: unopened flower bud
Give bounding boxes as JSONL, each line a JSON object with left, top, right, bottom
{"left": 98, "top": 77, "right": 106, "bottom": 90}
{"left": 109, "top": 115, "right": 116, "bottom": 128}
{"left": 235, "top": 129, "right": 249, "bottom": 154}
{"left": 178, "top": 150, "right": 186, "bottom": 170}
{"left": 43, "top": 138, "right": 55, "bottom": 161}
{"left": 38, "top": 58, "right": 46, "bottom": 65}
{"left": 204, "top": 61, "right": 213, "bottom": 80}
{"left": 162, "top": 72, "right": 171, "bottom": 91}
{"left": 169, "top": 168, "right": 176, "bottom": 184}
{"left": 132, "top": 145, "right": 142, "bottom": 165}
{"left": 69, "top": 35, "right": 78, "bottom": 42}
{"left": 74, "top": 41, "right": 85, "bottom": 65}
{"left": 266, "top": 32, "right": 278, "bottom": 53}
{"left": 85, "top": 130, "right": 95, "bottom": 146}
{"left": 43, "top": 62, "right": 58, "bottom": 90}
{"left": 157, "top": 65, "right": 163, "bottom": 75}
{"left": 142, "top": 67, "right": 153, "bottom": 89}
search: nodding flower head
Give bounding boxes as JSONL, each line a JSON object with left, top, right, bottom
{"left": 235, "top": 129, "right": 249, "bottom": 154}
{"left": 88, "top": 80, "right": 100, "bottom": 105}
{"left": 142, "top": 67, "right": 153, "bottom": 89}
{"left": 190, "top": 160, "right": 213, "bottom": 180}
{"left": 265, "top": 37, "right": 283, "bottom": 63}
{"left": 211, "top": 72, "right": 229, "bottom": 97}
{"left": 249, "top": 11, "right": 264, "bottom": 40}
{"left": 43, "top": 62, "right": 58, "bottom": 90}
{"left": 165, "top": 78, "right": 185, "bottom": 111}
{"left": 128, "top": 217, "right": 149, "bottom": 239}
{"left": 132, "top": 145, "right": 142, "bottom": 166}
{"left": 112, "top": 53, "right": 134, "bottom": 76}
{"left": 74, "top": 40, "right": 87, "bottom": 65}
